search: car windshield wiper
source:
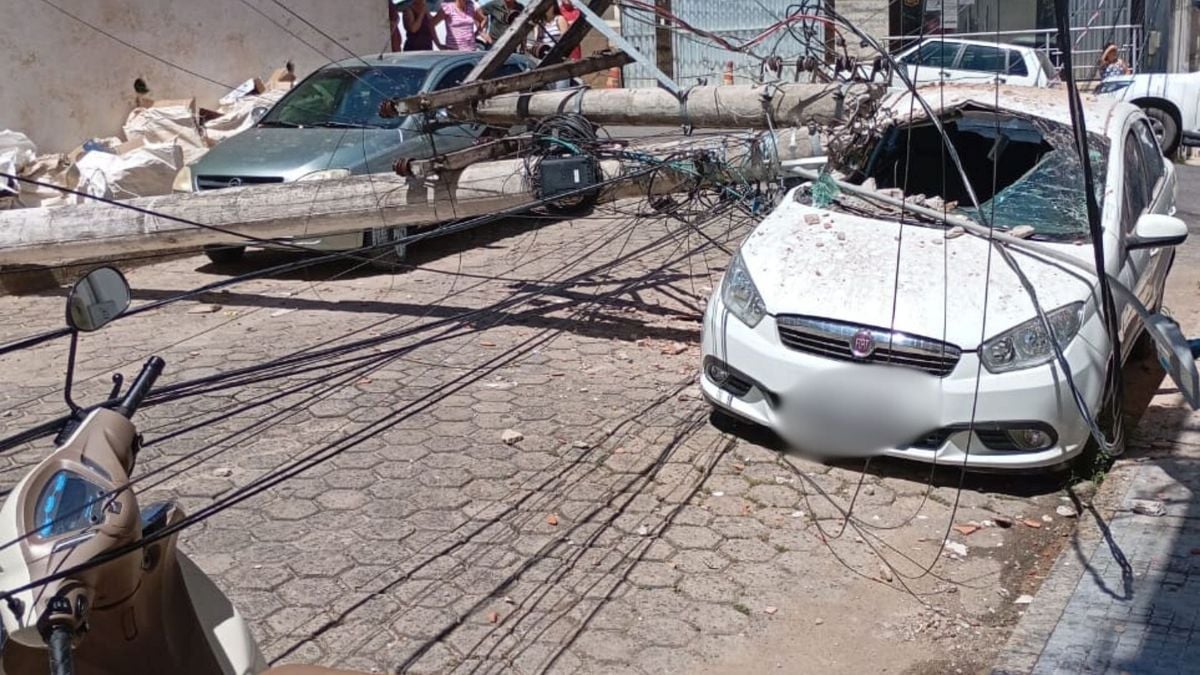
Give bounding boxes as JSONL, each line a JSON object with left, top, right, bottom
{"left": 257, "top": 120, "right": 301, "bottom": 128}
{"left": 311, "top": 121, "right": 379, "bottom": 129}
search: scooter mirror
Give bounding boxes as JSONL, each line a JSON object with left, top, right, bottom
{"left": 66, "top": 267, "right": 131, "bottom": 332}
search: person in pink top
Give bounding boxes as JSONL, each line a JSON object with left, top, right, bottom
{"left": 437, "top": 0, "right": 484, "bottom": 51}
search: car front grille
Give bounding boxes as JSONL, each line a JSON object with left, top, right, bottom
{"left": 196, "top": 175, "right": 285, "bottom": 191}
{"left": 776, "top": 315, "right": 962, "bottom": 377}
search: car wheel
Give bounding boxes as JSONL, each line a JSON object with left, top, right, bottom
{"left": 1141, "top": 104, "right": 1180, "bottom": 157}
{"left": 1073, "top": 367, "right": 1126, "bottom": 479}
{"left": 203, "top": 244, "right": 246, "bottom": 264}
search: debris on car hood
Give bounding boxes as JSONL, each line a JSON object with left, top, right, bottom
{"left": 738, "top": 195, "right": 1096, "bottom": 347}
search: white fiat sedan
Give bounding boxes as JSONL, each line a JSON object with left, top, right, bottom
{"left": 701, "top": 86, "right": 1189, "bottom": 470}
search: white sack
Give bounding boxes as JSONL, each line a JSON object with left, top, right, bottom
{"left": 0, "top": 154, "right": 82, "bottom": 210}
{"left": 75, "top": 142, "right": 184, "bottom": 200}
{"left": 204, "top": 89, "right": 288, "bottom": 145}
{"left": 0, "top": 130, "right": 37, "bottom": 200}
{"left": 123, "top": 105, "right": 208, "bottom": 163}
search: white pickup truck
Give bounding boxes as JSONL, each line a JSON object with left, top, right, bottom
{"left": 1096, "top": 71, "right": 1200, "bottom": 156}
{"left": 894, "top": 37, "right": 1058, "bottom": 88}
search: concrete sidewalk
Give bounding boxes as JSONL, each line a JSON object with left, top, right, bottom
{"left": 993, "top": 399, "right": 1200, "bottom": 675}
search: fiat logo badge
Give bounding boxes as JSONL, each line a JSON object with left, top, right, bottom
{"left": 850, "top": 329, "right": 875, "bottom": 359}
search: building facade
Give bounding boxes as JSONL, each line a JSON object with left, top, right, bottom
{"left": 0, "top": 0, "right": 388, "bottom": 154}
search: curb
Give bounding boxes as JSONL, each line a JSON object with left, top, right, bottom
{"left": 990, "top": 459, "right": 1141, "bottom": 674}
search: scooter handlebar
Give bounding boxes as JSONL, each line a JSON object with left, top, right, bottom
{"left": 114, "top": 356, "right": 164, "bottom": 419}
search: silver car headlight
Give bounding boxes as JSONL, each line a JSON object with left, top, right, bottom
{"left": 721, "top": 252, "right": 767, "bottom": 328}
{"left": 980, "top": 302, "right": 1085, "bottom": 373}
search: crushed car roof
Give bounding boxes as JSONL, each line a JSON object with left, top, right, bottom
{"left": 882, "top": 84, "right": 1128, "bottom": 135}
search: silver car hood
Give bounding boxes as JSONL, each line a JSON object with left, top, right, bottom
{"left": 739, "top": 194, "right": 1098, "bottom": 348}
{"left": 190, "top": 126, "right": 407, "bottom": 180}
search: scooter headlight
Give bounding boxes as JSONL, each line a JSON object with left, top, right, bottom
{"left": 980, "top": 302, "right": 1084, "bottom": 373}
{"left": 721, "top": 253, "right": 767, "bottom": 328}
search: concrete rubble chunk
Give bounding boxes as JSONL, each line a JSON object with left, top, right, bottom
{"left": 943, "top": 541, "right": 968, "bottom": 558}
{"left": 1055, "top": 505, "right": 1077, "bottom": 518}
{"left": 501, "top": 429, "right": 524, "bottom": 445}
{"left": 1130, "top": 499, "right": 1166, "bottom": 516}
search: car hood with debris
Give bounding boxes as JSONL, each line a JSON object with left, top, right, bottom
{"left": 739, "top": 191, "right": 1098, "bottom": 349}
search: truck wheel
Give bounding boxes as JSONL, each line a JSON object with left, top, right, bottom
{"left": 1142, "top": 104, "right": 1180, "bottom": 157}
{"left": 203, "top": 245, "right": 246, "bottom": 264}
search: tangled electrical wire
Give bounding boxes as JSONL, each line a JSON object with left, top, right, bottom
{"left": 0, "top": 2, "right": 1139, "bottom": 667}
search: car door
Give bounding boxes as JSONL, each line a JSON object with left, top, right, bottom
{"left": 897, "top": 40, "right": 963, "bottom": 84}
{"left": 947, "top": 44, "right": 1028, "bottom": 85}
{"left": 417, "top": 60, "right": 529, "bottom": 157}
{"left": 1003, "top": 48, "right": 1038, "bottom": 87}
{"left": 1114, "top": 123, "right": 1163, "bottom": 352}
{"left": 424, "top": 62, "right": 485, "bottom": 156}
{"left": 1133, "top": 118, "right": 1176, "bottom": 310}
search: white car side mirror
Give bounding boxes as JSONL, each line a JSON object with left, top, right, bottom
{"left": 1129, "top": 213, "right": 1189, "bottom": 250}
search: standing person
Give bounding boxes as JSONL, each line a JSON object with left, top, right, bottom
{"left": 536, "top": 4, "right": 569, "bottom": 57}
{"left": 558, "top": 0, "right": 583, "bottom": 61}
{"left": 401, "top": 0, "right": 440, "bottom": 51}
{"left": 440, "top": 0, "right": 484, "bottom": 51}
{"left": 1096, "top": 42, "right": 1131, "bottom": 81}
{"left": 481, "top": 0, "right": 525, "bottom": 47}
{"left": 536, "top": 4, "right": 573, "bottom": 88}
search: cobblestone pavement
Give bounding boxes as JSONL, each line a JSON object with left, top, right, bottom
{"left": 0, "top": 206, "right": 1083, "bottom": 674}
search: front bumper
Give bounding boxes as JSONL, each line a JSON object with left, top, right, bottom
{"left": 700, "top": 294, "right": 1108, "bottom": 470}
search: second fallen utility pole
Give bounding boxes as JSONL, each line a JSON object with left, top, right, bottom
{"left": 0, "top": 131, "right": 823, "bottom": 266}
{"left": 470, "top": 83, "right": 883, "bottom": 128}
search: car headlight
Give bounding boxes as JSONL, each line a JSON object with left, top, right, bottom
{"left": 980, "top": 302, "right": 1085, "bottom": 373}
{"left": 297, "top": 168, "right": 352, "bottom": 182}
{"left": 721, "top": 252, "right": 767, "bottom": 328}
{"left": 172, "top": 166, "right": 194, "bottom": 193}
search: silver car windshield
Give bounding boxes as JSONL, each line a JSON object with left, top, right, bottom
{"left": 261, "top": 66, "right": 426, "bottom": 130}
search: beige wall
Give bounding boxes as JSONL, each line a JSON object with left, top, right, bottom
{"left": 835, "top": 0, "right": 891, "bottom": 56}
{"left": 0, "top": 0, "right": 389, "bottom": 153}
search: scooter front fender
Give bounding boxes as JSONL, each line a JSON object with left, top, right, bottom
{"left": 178, "top": 552, "right": 268, "bottom": 675}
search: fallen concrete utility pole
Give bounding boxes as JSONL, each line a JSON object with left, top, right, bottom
{"left": 471, "top": 83, "right": 883, "bottom": 128}
{"left": 387, "top": 51, "right": 633, "bottom": 115}
{"left": 0, "top": 131, "right": 820, "bottom": 266}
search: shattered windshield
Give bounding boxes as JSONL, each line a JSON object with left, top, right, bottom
{"left": 839, "top": 108, "right": 1108, "bottom": 240}
{"left": 958, "top": 146, "right": 1107, "bottom": 236}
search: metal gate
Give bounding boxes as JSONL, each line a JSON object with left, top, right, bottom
{"left": 618, "top": 1, "right": 827, "bottom": 89}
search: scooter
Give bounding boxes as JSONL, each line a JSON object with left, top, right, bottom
{"left": 0, "top": 267, "right": 384, "bottom": 675}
